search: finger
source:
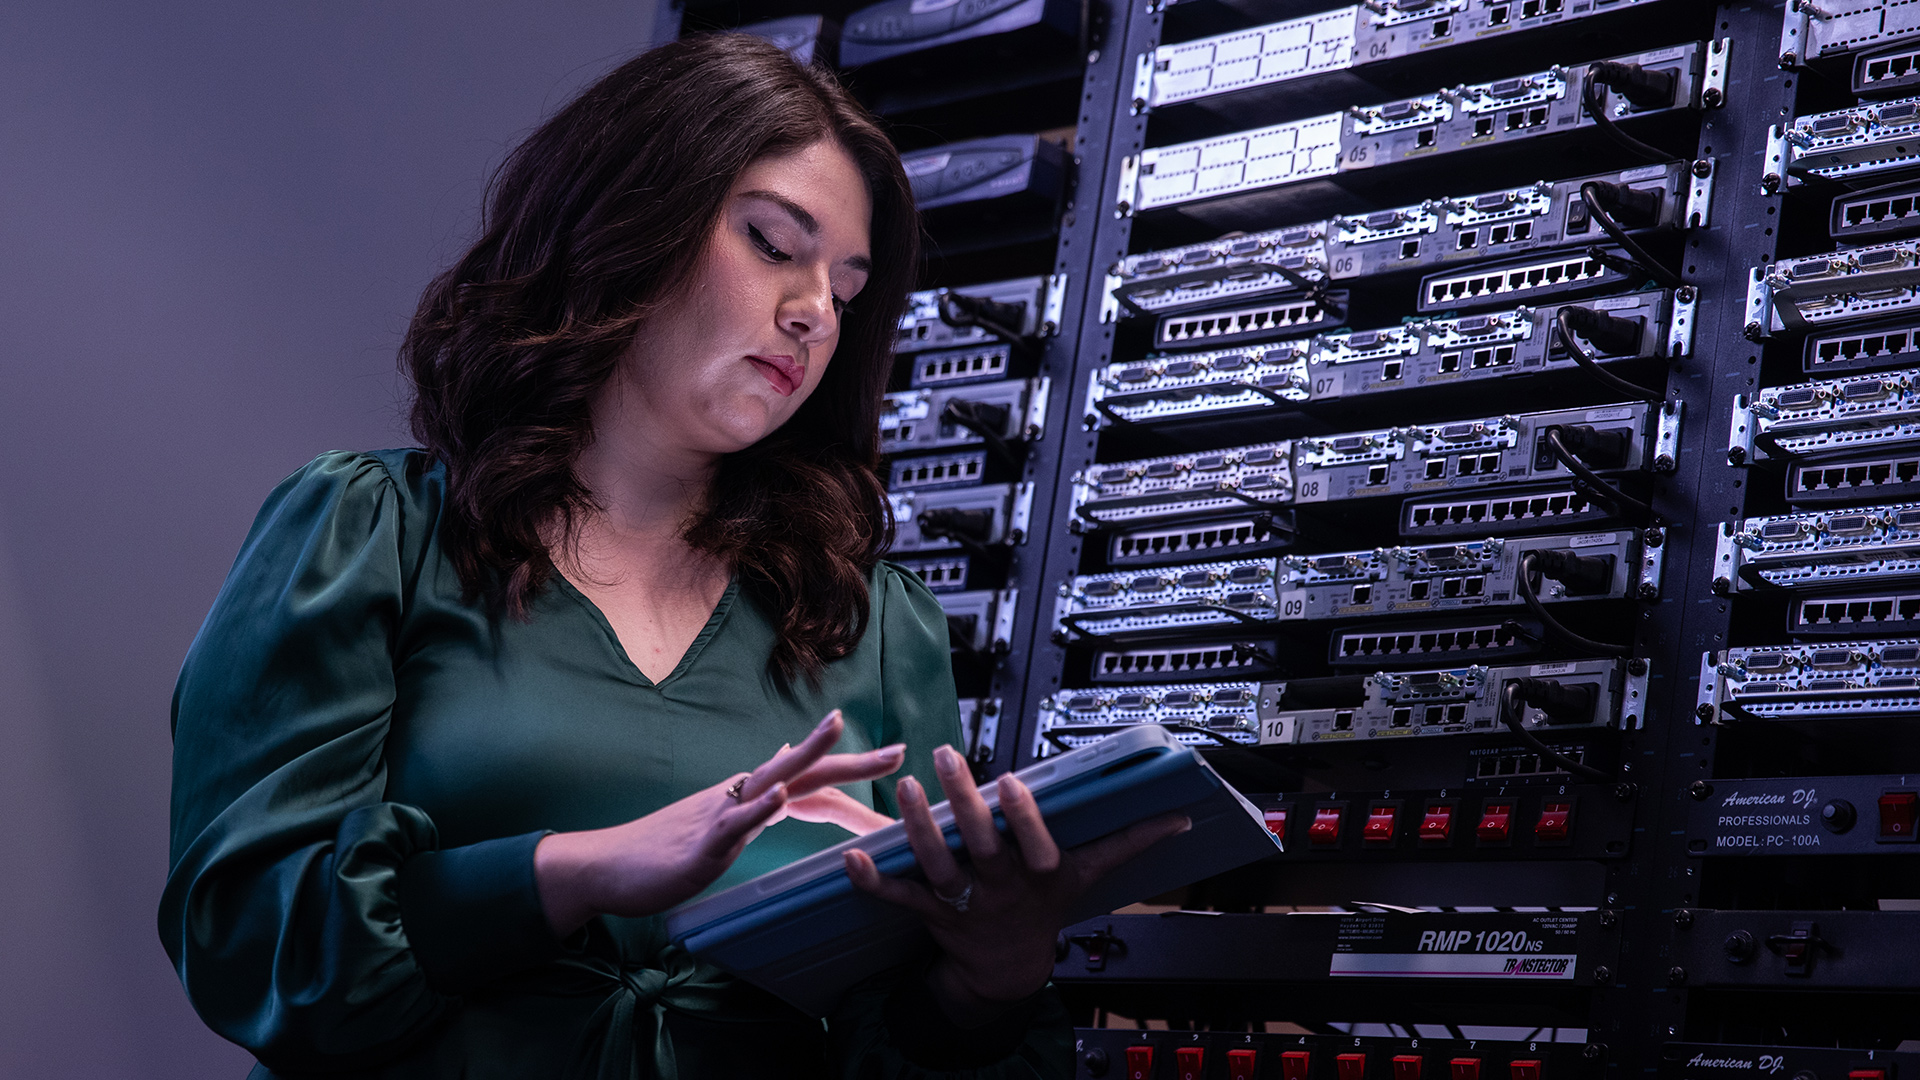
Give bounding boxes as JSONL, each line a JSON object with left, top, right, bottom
{"left": 786, "top": 787, "right": 896, "bottom": 835}
{"left": 739, "top": 710, "right": 843, "bottom": 800}
{"left": 897, "top": 774, "right": 967, "bottom": 895}
{"left": 844, "top": 850, "right": 942, "bottom": 919}
{"left": 996, "top": 774, "right": 1060, "bottom": 874}
{"left": 708, "top": 782, "right": 789, "bottom": 856}
{"left": 786, "top": 744, "right": 907, "bottom": 797}
{"left": 1066, "top": 812, "right": 1192, "bottom": 885}
{"left": 933, "top": 744, "right": 1003, "bottom": 867}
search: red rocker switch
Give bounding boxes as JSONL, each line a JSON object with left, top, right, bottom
{"left": 1393, "top": 1056, "right": 1425, "bottom": 1080}
{"left": 1879, "top": 792, "right": 1917, "bottom": 840}
{"left": 1338, "top": 1052, "right": 1369, "bottom": 1079}
{"left": 1850, "top": 1070, "right": 1888, "bottom": 1080}
{"left": 1227, "top": 1048, "right": 1258, "bottom": 1080}
{"left": 1449, "top": 1058, "right": 1483, "bottom": 1080}
{"left": 1535, "top": 801, "right": 1573, "bottom": 843}
{"left": 1309, "top": 808, "right": 1343, "bottom": 846}
{"left": 1363, "top": 806, "right": 1397, "bottom": 844}
{"left": 1177, "top": 1048, "right": 1205, "bottom": 1080}
{"left": 1281, "top": 1050, "right": 1313, "bottom": 1080}
{"left": 1477, "top": 803, "right": 1513, "bottom": 844}
{"left": 1126, "top": 1046, "right": 1153, "bottom": 1080}
{"left": 1509, "top": 1061, "right": 1542, "bottom": 1080}
{"left": 1264, "top": 808, "right": 1289, "bottom": 841}
{"left": 1419, "top": 804, "right": 1452, "bottom": 843}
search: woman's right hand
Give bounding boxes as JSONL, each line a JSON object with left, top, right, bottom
{"left": 532, "top": 710, "right": 902, "bottom": 936}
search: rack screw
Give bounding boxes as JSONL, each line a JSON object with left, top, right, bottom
{"left": 1675, "top": 908, "right": 1694, "bottom": 928}
{"left": 1668, "top": 966, "right": 1688, "bottom": 986}
{"left": 1691, "top": 158, "right": 1713, "bottom": 178}
{"left": 1628, "top": 657, "right": 1650, "bottom": 675}
{"left": 1696, "top": 703, "right": 1716, "bottom": 721}
{"left": 1689, "top": 780, "right": 1714, "bottom": 800}
{"left": 1592, "top": 965, "right": 1612, "bottom": 984}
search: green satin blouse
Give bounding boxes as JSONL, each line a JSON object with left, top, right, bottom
{"left": 159, "top": 449, "right": 1070, "bottom": 1079}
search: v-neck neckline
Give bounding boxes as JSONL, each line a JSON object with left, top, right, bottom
{"left": 552, "top": 573, "right": 740, "bottom": 689}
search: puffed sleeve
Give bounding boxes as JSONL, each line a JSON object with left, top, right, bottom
{"left": 158, "top": 452, "right": 562, "bottom": 1072}
{"left": 825, "top": 565, "right": 1074, "bottom": 1079}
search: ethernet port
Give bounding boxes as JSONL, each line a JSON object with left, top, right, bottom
{"left": 1427, "top": 458, "right": 1447, "bottom": 480}
{"left": 1416, "top": 127, "right": 1436, "bottom": 148}
{"left": 1402, "top": 239, "right": 1421, "bottom": 259}
{"left": 1513, "top": 223, "right": 1532, "bottom": 241}
{"left": 1901, "top": 460, "right": 1920, "bottom": 482}
{"left": 1498, "top": 756, "right": 1518, "bottom": 775}
{"left": 1527, "top": 107, "right": 1547, "bottom": 127}
{"left": 1432, "top": 18, "right": 1450, "bottom": 37}
{"left": 1410, "top": 580, "right": 1432, "bottom": 600}
{"left": 1849, "top": 602, "right": 1871, "bottom": 622}
{"left": 1457, "top": 230, "right": 1478, "bottom": 251}
{"left": 1367, "top": 464, "right": 1389, "bottom": 486}
{"left": 1874, "top": 600, "right": 1895, "bottom": 620}
{"left": 1505, "top": 110, "right": 1525, "bottom": 132}
{"left": 1333, "top": 710, "right": 1354, "bottom": 731}
{"left": 1439, "top": 352, "right": 1462, "bottom": 373}
{"left": 1872, "top": 463, "right": 1893, "bottom": 484}
{"left": 1903, "top": 598, "right": 1920, "bottom": 620}
{"left": 1441, "top": 577, "right": 1463, "bottom": 598}
{"left": 1489, "top": 225, "right": 1510, "bottom": 245}
{"left": 1489, "top": 4, "right": 1509, "bottom": 24}
{"left": 1445, "top": 704, "right": 1467, "bottom": 724}
{"left": 1352, "top": 584, "right": 1373, "bottom": 604}
{"left": 1467, "top": 502, "right": 1486, "bottom": 521}
{"left": 1490, "top": 500, "right": 1512, "bottom": 519}
{"left": 1103, "top": 656, "right": 1121, "bottom": 673}
{"left": 1423, "top": 706, "right": 1444, "bottom": 725}
{"left": 1847, "top": 203, "right": 1872, "bottom": 227}
{"left": 1343, "top": 637, "right": 1362, "bottom": 656}
{"left": 1436, "top": 631, "right": 1457, "bottom": 649}
{"left": 1548, "top": 495, "right": 1569, "bottom": 513}
{"left": 1464, "top": 576, "right": 1485, "bottom": 596}
{"left": 1521, "top": 0, "right": 1540, "bottom": 14}
{"left": 1391, "top": 707, "right": 1412, "bottom": 728}
{"left": 1454, "top": 456, "right": 1474, "bottom": 476}
{"left": 1382, "top": 360, "right": 1404, "bottom": 380}
{"left": 1481, "top": 454, "right": 1502, "bottom": 473}
{"left": 1412, "top": 506, "right": 1434, "bottom": 526}
{"left": 1473, "top": 117, "right": 1494, "bottom": 138}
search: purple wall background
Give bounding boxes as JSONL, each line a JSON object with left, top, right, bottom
{"left": 0, "top": 4, "right": 673, "bottom": 1075}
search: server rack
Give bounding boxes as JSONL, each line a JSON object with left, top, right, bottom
{"left": 686, "top": 0, "right": 1916, "bottom": 1072}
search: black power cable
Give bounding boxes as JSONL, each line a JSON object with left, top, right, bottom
{"left": 1543, "top": 426, "right": 1659, "bottom": 524}
{"left": 1501, "top": 682, "right": 1611, "bottom": 781}
{"left": 1583, "top": 63, "right": 1674, "bottom": 163}
{"left": 1517, "top": 551, "right": 1633, "bottom": 658}
{"left": 940, "top": 399, "right": 1023, "bottom": 469}
{"left": 1579, "top": 182, "right": 1683, "bottom": 290}
{"left": 1553, "top": 307, "right": 1666, "bottom": 404}
{"left": 938, "top": 292, "right": 1035, "bottom": 357}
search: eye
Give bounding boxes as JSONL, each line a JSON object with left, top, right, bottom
{"left": 747, "top": 224, "right": 790, "bottom": 262}
{"left": 831, "top": 295, "right": 850, "bottom": 314}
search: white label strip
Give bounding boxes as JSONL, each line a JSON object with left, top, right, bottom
{"left": 1136, "top": 114, "right": 1344, "bottom": 211}
{"left": 1329, "top": 953, "right": 1579, "bottom": 979}
{"left": 1151, "top": 8, "right": 1359, "bottom": 109}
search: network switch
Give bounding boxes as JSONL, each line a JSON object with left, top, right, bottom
{"left": 1104, "top": 164, "right": 1699, "bottom": 320}
{"left": 1415, "top": 246, "right": 1637, "bottom": 314}
{"left": 1714, "top": 503, "right": 1920, "bottom": 596}
{"left": 1401, "top": 485, "right": 1616, "bottom": 538}
{"left": 1791, "top": 588, "right": 1920, "bottom": 636}
{"left": 1698, "top": 639, "right": 1920, "bottom": 722}
{"left": 1728, "top": 366, "right": 1920, "bottom": 465}
{"left": 886, "top": 481, "right": 1034, "bottom": 553}
{"left": 1069, "top": 442, "right": 1293, "bottom": 530}
{"left": 895, "top": 274, "right": 1065, "bottom": 355}
{"left": 888, "top": 449, "right": 989, "bottom": 491}
{"left": 1053, "top": 559, "right": 1278, "bottom": 642}
{"left": 892, "top": 553, "right": 971, "bottom": 593}
{"left": 1034, "top": 681, "right": 1269, "bottom": 754}
{"left": 1104, "top": 512, "right": 1296, "bottom": 568}
{"left": 1293, "top": 401, "right": 1681, "bottom": 505}
{"left": 1119, "top": 41, "right": 1717, "bottom": 221}
{"left": 1142, "top": 0, "right": 1669, "bottom": 114}
{"left": 1327, "top": 617, "right": 1546, "bottom": 668}
{"left": 880, "top": 377, "right": 1049, "bottom": 454}
{"left": 1803, "top": 316, "right": 1920, "bottom": 375}
{"left": 1153, "top": 289, "right": 1348, "bottom": 350}
{"left": 1083, "top": 341, "right": 1310, "bottom": 428}
{"left": 937, "top": 588, "right": 1018, "bottom": 655}
{"left": 906, "top": 342, "right": 1017, "bottom": 389}
{"left": 1275, "top": 528, "right": 1656, "bottom": 621}
{"left": 1087, "top": 637, "right": 1282, "bottom": 684}
{"left": 1857, "top": 39, "right": 1920, "bottom": 98}
{"left": 1287, "top": 658, "right": 1642, "bottom": 744}
{"left": 1782, "top": 94, "right": 1920, "bottom": 187}
{"left": 1788, "top": 447, "right": 1920, "bottom": 506}
{"left": 1830, "top": 178, "right": 1920, "bottom": 242}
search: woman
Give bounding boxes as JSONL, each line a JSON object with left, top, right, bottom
{"left": 159, "top": 33, "right": 1184, "bottom": 1079}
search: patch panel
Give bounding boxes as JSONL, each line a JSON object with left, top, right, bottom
{"left": 1712, "top": 502, "right": 1920, "bottom": 594}
{"left": 1471, "top": 743, "right": 1594, "bottom": 781}
{"left": 1780, "top": 0, "right": 1920, "bottom": 69}
{"left": 1728, "top": 366, "right": 1920, "bottom": 465}
{"left": 1858, "top": 40, "right": 1920, "bottom": 97}
{"left": 1034, "top": 681, "right": 1268, "bottom": 755}
{"left": 1121, "top": 41, "right": 1715, "bottom": 220}
{"left": 1142, "top": 0, "right": 1668, "bottom": 114}
{"left": 907, "top": 341, "right": 1015, "bottom": 388}
{"left": 1275, "top": 528, "right": 1655, "bottom": 622}
{"left": 1152, "top": 289, "right": 1348, "bottom": 350}
{"left": 1082, "top": 341, "right": 1310, "bottom": 429}
{"left": 1069, "top": 442, "right": 1293, "bottom": 530}
{"left": 879, "top": 377, "right": 1049, "bottom": 454}
{"left": 1283, "top": 658, "right": 1640, "bottom": 745}
{"left": 1686, "top": 772, "right": 1920, "bottom": 856}
{"left": 1830, "top": 178, "right": 1920, "bottom": 243}
{"left": 1803, "top": 316, "right": 1920, "bottom": 374}
{"left": 1782, "top": 95, "right": 1920, "bottom": 184}
{"left": 937, "top": 588, "right": 1018, "bottom": 655}
{"left": 1416, "top": 246, "right": 1635, "bottom": 314}
{"left": 1292, "top": 401, "right": 1681, "bottom": 506}
{"left": 1697, "top": 639, "right": 1920, "bottom": 723}
{"left": 1087, "top": 638, "right": 1282, "bottom": 684}
{"left": 887, "top": 449, "right": 988, "bottom": 491}
{"left": 1327, "top": 617, "right": 1546, "bottom": 668}
{"left": 1105, "top": 513, "right": 1296, "bottom": 568}
{"left": 1053, "top": 558, "right": 1278, "bottom": 642}
{"left": 1105, "top": 164, "right": 1697, "bottom": 321}
{"left": 886, "top": 481, "right": 1034, "bottom": 554}
{"left": 894, "top": 274, "right": 1064, "bottom": 355}
{"left": 892, "top": 554, "right": 970, "bottom": 593}
{"left": 1791, "top": 588, "right": 1920, "bottom": 636}
{"left": 1786, "top": 450, "right": 1920, "bottom": 506}
{"left": 1309, "top": 291, "right": 1686, "bottom": 402}
{"left": 1401, "top": 484, "right": 1614, "bottom": 538}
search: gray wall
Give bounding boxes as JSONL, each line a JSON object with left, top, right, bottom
{"left": 0, "top": 4, "right": 672, "bottom": 1075}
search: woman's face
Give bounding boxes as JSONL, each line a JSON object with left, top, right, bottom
{"left": 615, "top": 139, "right": 874, "bottom": 459}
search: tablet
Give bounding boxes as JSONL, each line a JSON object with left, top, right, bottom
{"left": 665, "top": 726, "right": 1281, "bottom": 1016}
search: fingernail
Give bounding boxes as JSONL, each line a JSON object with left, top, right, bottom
{"left": 999, "top": 774, "right": 1025, "bottom": 798}
{"left": 935, "top": 744, "right": 957, "bottom": 769}
{"left": 815, "top": 710, "right": 840, "bottom": 734}
{"left": 878, "top": 744, "right": 905, "bottom": 760}
{"left": 899, "top": 775, "right": 921, "bottom": 801}
{"left": 1177, "top": 816, "right": 1193, "bottom": 834}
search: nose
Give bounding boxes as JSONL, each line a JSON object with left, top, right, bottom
{"left": 778, "top": 270, "right": 839, "bottom": 345}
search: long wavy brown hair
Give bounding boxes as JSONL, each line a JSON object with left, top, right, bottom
{"left": 402, "top": 34, "right": 919, "bottom": 684}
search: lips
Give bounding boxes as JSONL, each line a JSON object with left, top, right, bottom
{"left": 747, "top": 355, "right": 803, "bottom": 397}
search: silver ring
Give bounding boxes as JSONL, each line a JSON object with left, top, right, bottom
{"left": 933, "top": 881, "right": 972, "bottom": 914}
{"left": 726, "top": 777, "right": 747, "bottom": 801}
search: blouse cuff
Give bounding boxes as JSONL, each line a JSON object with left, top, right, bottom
{"left": 881, "top": 961, "right": 1052, "bottom": 1071}
{"left": 395, "top": 829, "right": 564, "bottom": 994}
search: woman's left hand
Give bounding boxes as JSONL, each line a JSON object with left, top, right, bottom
{"left": 844, "top": 744, "right": 1191, "bottom": 1025}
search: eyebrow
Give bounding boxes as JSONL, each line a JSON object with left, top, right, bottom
{"left": 740, "top": 189, "right": 872, "bottom": 274}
